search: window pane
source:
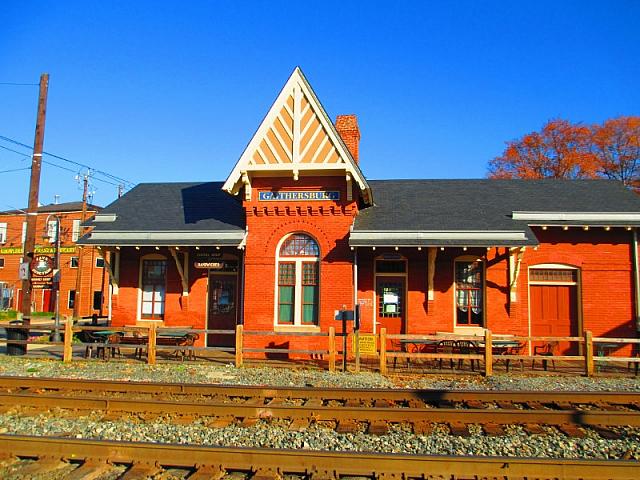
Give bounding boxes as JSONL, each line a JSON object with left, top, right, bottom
{"left": 279, "top": 286, "right": 294, "bottom": 303}
{"left": 142, "top": 286, "right": 154, "bottom": 301}
{"left": 303, "top": 285, "right": 317, "bottom": 303}
{"left": 455, "top": 261, "right": 483, "bottom": 326}
{"left": 302, "top": 304, "right": 317, "bottom": 324}
{"left": 280, "top": 234, "right": 319, "bottom": 256}
{"left": 302, "top": 262, "right": 318, "bottom": 285}
{"left": 376, "top": 260, "right": 406, "bottom": 273}
{"left": 142, "top": 301, "right": 153, "bottom": 314}
{"left": 530, "top": 269, "right": 577, "bottom": 282}
{"left": 278, "top": 263, "right": 295, "bottom": 285}
{"left": 279, "top": 304, "right": 293, "bottom": 324}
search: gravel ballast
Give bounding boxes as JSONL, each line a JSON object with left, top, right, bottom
{"left": 0, "top": 357, "right": 638, "bottom": 464}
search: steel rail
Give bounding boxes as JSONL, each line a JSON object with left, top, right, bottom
{"left": 0, "top": 392, "right": 637, "bottom": 427}
{"left": 1, "top": 434, "right": 638, "bottom": 479}
{"left": 1, "top": 375, "right": 639, "bottom": 404}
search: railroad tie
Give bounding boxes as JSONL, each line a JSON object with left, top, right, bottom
{"left": 557, "top": 424, "right": 587, "bottom": 438}
{"left": 239, "top": 416, "right": 259, "bottom": 427}
{"left": 64, "top": 459, "right": 112, "bottom": 480}
{"left": 305, "top": 398, "right": 323, "bottom": 408}
{"left": 345, "top": 398, "right": 360, "bottom": 408}
{"left": 288, "top": 418, "right": 310, "bottom": 431}
{"left": 594, "top": 401, "right": 625, "bottom": 411}
{"left": 437, "top": 400, "right": 455, "bottom": 408}
{"left": 119, "top": 461, "right": 162, "bottom": 479}
{"left": 407, "top": 399, "right": 423, "bottom": 409}
{"left": 466, "top": 400, "right": 486, "bottom": 409}
{"left": 13, "top": 456, "right": 67, "bottom": 476}
{"left": 367, "top": 420, "right": 389, "bottom": 435}
{"left": 336, "top": 419, "right": 359, "bottom": 434}
{"left": 189, "top": 464, "right": 225, "bottom": 480}
{"left": 553, "top": 401, "right": 573, "bottom": 410}
{"left": 525, "top": 401, "right": 545, "bottom": 410}
{"left": 413, "top": 420, "right": 434, "bottom": 434}
{"left": 206, "top": 417, "right": 234, "bottom": 428}
{"left": 253, "top": 466, "right": 283, "bottom": 480}
{"left": 173, "top": 414, "right": 196, "bottom": 425}
{"left": 592, "top": 426, "right": 622, "bottom": 440}
{"left": 483, "top": 422, "right": 504, "bottom": 436}
{"left": 496, "top": 400, "right": 515, "bottom": 409}
{"left": 374, "top": 399, "right": 393, "bottom": 408}
{"left": 267, "top": 398, "right": 285, "bottom": 406}
{"left": 448, "top": 422, "right": 471, "bottom": 437}
{"left": 523, "top": 423, "right": 546, "bottom": 435}
{"left": 309, "top": 469, "right": 338, "bottom": 480}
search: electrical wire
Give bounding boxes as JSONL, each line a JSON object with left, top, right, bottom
{"left": 0, "top": 143, "right": 30, "bottom": 157}
{"left": 0, "top": 82, "right": 39, "bottom": 86}
{"left": 0, "top": 167, "right": 30, "bottom": 174}
{"left": 0, "top": 134, "right": 135, "bottom": 188}
{"left": 42, "top": 159, "right": 120, "bottom": 187}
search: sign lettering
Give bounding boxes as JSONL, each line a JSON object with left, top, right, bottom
{"left": 258, "top": 191, "right": 340, "bottom": 202}
{"left": 0, "top": 246, "right": 77, "bottom": 255}
{"left": 352, "top": 334, "right": 378, "bottom": 356}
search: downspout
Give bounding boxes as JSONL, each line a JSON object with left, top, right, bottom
{"left": 633, "top": 229, "right": 640, "bottom": 333}
{"left": 353, "top": 247, "right": 358, "bottom": 323}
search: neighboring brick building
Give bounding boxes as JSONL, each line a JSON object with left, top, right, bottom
{"left": 79, "top": 67, "right": 640, "bottom": 355}
{"left": 0, "top": 202, "right": 107, "bottom": 318}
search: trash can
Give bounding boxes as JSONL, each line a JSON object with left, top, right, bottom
{"left": 6, "top": 320, "right": 28, "bottom": 356}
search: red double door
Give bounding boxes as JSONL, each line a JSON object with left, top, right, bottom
{"left": 530, "top": 284, "right": 579, "bottom": 354}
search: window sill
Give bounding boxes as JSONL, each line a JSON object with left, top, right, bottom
{"left": 274, "top": 325, "right": 321, "bottom": 333}
{"left": 454, "top": 326, "right": 486, "bottom": 336}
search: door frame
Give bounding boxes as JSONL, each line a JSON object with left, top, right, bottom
{"left": 206, "top": 255, "right": 240, "bottom": 347}
{"left": 527, "top": 263, "right": 582, "bottom": 355}
{"left": 373, "top": 255, "right": 408, "bottom": 335}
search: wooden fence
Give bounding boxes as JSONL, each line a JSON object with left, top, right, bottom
{"left": 1, "top": 320, "right": 639, "bottom": 377}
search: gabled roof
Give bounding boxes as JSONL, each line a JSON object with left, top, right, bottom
{"left": 223, "top": 67, "right": 372, "bottom": 204}
{"left": 0, "top": 202, "right": 100, "bottom": 215}
{"left": 350, "top": 179, "right": 640, "bottom": 247}
{"left": 78, "top": 182, "right": 245, "bottom": 246}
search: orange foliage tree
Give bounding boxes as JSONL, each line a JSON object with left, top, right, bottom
{"left": 489, "top": 117, "right": 639, "bottom": 190}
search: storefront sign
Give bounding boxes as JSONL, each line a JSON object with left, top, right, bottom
{"left": 352, "top": 334, "right": 377, "bottom": 356}
{"left": 258, "top": 191, "right": 340, "bottom": 201}
{"left": 194, "top": 255, "right": 238, "bottom": 272}
{"left": 30, "top": 255, "right": 54, "bottom": 289}
{"left": 0, "top": 246, "right": 76, "bottom": 255}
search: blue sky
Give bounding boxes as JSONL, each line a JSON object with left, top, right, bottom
{"left": 1, "top": 1, "right": 638, "bottom": 209}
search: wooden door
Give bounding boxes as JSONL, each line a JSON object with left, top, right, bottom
{"left": 376, "top": 276, "right": 406, "bottom": 342}
{"left": 42, "top": 289, "right": 54, "bottom": 312}
{"left": 207, "top": 273, "right": 237, "bottom": 347}
{"left": 530, "top": 284, "right": 578, "bottom": 354}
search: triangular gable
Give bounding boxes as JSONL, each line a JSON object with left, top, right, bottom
{"left": 223, "top": 67, "right": 371, "bottom": 204}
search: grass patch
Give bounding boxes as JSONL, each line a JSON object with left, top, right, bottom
{"left": 0, "top": 310, "right": 18, "bottom": 321}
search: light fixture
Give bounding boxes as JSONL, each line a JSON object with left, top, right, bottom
{"left": 115, "top": 246, "right": 120, "bottom": 250}
{"left": 417, "top": 247, "right": 422, "bottom": 251}
{"left": 350, "top": 246, "right": 354, "bottom": 251}
{"left": 440, "top": 247, "right": 445, "bottom": 251}
{"left": 583, "top": 226, "right": 589, "bottom": 231}
{"left": 463, "top": 247, "right": 467, "bottom": 251}
{"left": 563, "top": 226, "right": 569, "bottom": 231}
{"left": 195, "top": 246, "right": 200, "bottom": 250}
{"left": 135, "top": 246, "right": 140, "bottom": 250}
{"left": 394, "top": 246, "right": 399, "bottom": 251}
{"left": 155, "top": 246, "right": 159, "bottom": 250}
{"left": 372, "top": 246, "right": 376, "bottom": 251}
{"left": 605, "top": 226, "right": 611, "bottom": 231}
{"left": 216, "top": 246, "right": 221, "bottom": 250}
{"left": 627, "top": 226, "right": 633, "bottom": 231}
{"left": 542, "top": 226, "right": 548, "bottom": 230}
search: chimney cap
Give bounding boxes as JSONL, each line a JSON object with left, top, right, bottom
{"left": 335, "top": 114, "right": 360, "bottom": 134}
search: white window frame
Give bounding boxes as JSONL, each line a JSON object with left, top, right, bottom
{"left": 453, "top": 255, "right": 486, "bottom": 334}
{"left": 0, "top": 257, "right": 4, "bottom": 269}
{"left": 70, "top": 256, "right": 79, "bottom": 268}
{"left": 274, "top": 233, "right": 320, "bottom": 329}
{"left": 67, "top": 290, "right": 76, "bottom": 309}
{"left": 0, "top": 223, "right": 7, "bottom": 244}
{"left": 47, "top": 220, "right": 57, "bottom": 243}
{"left": 96, "top": 256, "right": 105, "bottom": 268}
{"left": 137, "top": 253, "right": 167, "bottom": 322}
{"left": 72, "top": 219, "right": 81, "bottom": 242}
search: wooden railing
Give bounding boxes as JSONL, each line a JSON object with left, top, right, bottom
{"left": 2, "top": 320, "right": 639, "bottom": 377}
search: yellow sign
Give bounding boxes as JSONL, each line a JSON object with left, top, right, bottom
{"left": 352, "top": 334, "right": 378, "bottom": 356}
{"left": 0, "top": 246, "right": 77, "bottom": 255}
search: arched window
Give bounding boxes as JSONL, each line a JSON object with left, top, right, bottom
{"left": 276, "top": 233, "right": 319, "bottom": 326}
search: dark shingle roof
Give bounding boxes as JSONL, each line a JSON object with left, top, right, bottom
{"left": 350, "top": 179, "right": 640, "bottom": 246}
{"left": 1, "top": 202, "right": 100, "bottom": 215}
{"left": 79, "top": 182, "right": 245, "bottom": 245}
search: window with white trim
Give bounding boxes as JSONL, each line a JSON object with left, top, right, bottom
{"left": 455, "top": 260, "right": 484, "bottom": 326}
{"left": 72, "top": 219, "right": 80, "bottom": 242}
{"left": 47, "top": 220, "right": 57, "bottom": 243}
{"left": 70, "top": 257, "right": 79, "bottom": 268}
{"left": 276, "top": 233, "right": 319, "bottom": 326}
{"left": 0, "top": 258, "right": 4, "bottom": 268}
{"left": 96, "top": 256, "right": 105, "bottom": 268}
{"left": 141, "top": 259, "right": 166, "bottom": 320}
{"left": 68, "top": 290, "right": 76, "bottom": 309}
{"left": 0, "top": 223, "right": 7, "bottom": 244}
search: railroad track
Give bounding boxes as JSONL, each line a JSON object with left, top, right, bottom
{"left": 0, "top": 376, "right": 639, "bottom": 437}
{"left": 1, "top": 435, "right": 638, "bottom": 479}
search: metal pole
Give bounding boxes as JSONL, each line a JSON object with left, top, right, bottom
{"left": 72, "top": 173, "right": 88, "bottom": 319}
{"left": 633, "top": 229, "right": 640, "bottom": 332}
{"left": 52, "top": 216, "right": 61, "bottom": 342}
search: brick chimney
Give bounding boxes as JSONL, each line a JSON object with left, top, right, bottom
{"left": 335, "top": 114, "right": 360, "bottom": 163}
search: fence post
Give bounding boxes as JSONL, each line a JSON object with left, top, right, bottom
{"left": 63, "top": 318, "right": 73, "bottom": 363}
{"left": 328, "top": 326, "right": 336, "bottom": 372}
{"left": 484, "top": 329, "right": 493, "bottom": 377}
{"left": 235, "top": 324, "right": 243, "bottom": 367}
{"left": 379, "top": 328, "right": 387, "bottom": 375}
{"left": 584, "top": 330, "right": 594, "bottom": 377}
{"left": 147, "top": 324, "right": 157, "bottom": 365}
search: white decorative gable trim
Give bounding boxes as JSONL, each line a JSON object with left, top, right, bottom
{"left": 222, "top": 67, "right": 371, "bottom": 204}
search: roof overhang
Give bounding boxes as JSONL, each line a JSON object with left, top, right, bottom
{"left": 512, "top": 211, "right": 640, "bottom": 222}
{"left": 349, "top": 230, "right": 536, "bottom": 247}
{"left": 78, "top": 230, "right": 245, "bottom": 247}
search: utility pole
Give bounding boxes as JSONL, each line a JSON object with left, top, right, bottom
{"left": 20, "top": 73, "right": 49, "bottom": 326}
{"left": 72, "top": 173, "right": 89, "bottom": 319}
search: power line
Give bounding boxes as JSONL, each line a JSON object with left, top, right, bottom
{"left": 0, "top": 143, "right": 30, "bottom": 157}
{"left": 0, "top": 167, "right": 30, "bottom": 174}
{"left": 0, "top": 82, "right": 39, "bottom": 86}
{"left": 42, "top": 159, "right": 121, "bottom": 187}
{"left": 0, "top": 134, "right": 136, "bottom": 187}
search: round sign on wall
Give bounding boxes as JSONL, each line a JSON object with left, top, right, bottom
{"left": 31, "top": 255, "right": 53, "bottom": 276}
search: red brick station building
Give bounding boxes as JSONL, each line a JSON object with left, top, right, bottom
{"left": 80, "top": 68, "right": 640, "bottom": 355}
